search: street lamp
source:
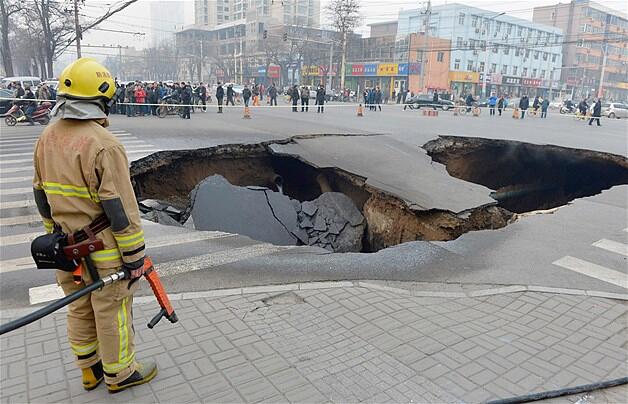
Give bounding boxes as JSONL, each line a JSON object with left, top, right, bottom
{"left": 481, "top": 11, "right": 506, "bottom": 98}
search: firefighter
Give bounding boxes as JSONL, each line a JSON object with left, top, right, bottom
{"left": 32, "top": 58, "right": 157, "bottom": 393}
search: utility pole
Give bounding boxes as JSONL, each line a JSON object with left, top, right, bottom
{"left": 328, "top": 41, "right": 334, "bottom": 91}
{"left": 199, "top": 39, "right": 203, "bottom": 83}
{"left": 340, "top": 31, "right": 347, "bottom": 91}
{"left": 73, "top": 0, "right": 82, "bottom": 58}
{"left": 118, "top": 45, "right": 123, "bottom": 79}
{"left": 419, "top": 0, "right": 431, "bottom": 94}
{"left": 597, "top": 14, "right": 609, "bottom": 99}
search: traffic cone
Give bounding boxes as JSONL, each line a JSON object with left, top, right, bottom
{"left": 357, "top": 104, "right": 364, "bottom": 117}
{"left": 243, "top": 106, "right": 251, "bottom": 119}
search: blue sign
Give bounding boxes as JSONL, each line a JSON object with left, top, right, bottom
{"left": 398, "top": 63, "right": 408, "bottom": 75}
{"left": 364, "top": 64, "right": 377, "bottom": 76}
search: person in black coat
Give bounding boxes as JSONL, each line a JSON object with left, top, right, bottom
{"left": 215, "top": 82, "right": 224, "bottom": 113}
{"left": 497, "top": 95, "right": 505, "bottom": 116}
{"left": 199, "top": 83, "right": 207, "bottom": 111}
{"left": 181, "top": 82, "right": 192, "bottom": 119}
{"left": 316, "top": 84, "right": 326, "bottom": 113}
{"left": 226, "top": 84, "right": 235, "bottom": 106}
{"left": 291, "top": 85, "right": 299, "bottom": 112}
{"left": 242, "top": 85, "right": 251, "bottom": 107}
{"left": 589, "top": 98, "right": 602, "bottom": 126}
{"left": 519, "top": 95, "right": 529, "bottom": 119}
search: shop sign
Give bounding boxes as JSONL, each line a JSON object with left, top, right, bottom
{"left": 255, "top": 66, "right": 266, "bottom": 77}
{"left": 617, "top": 82, "right": 628, "bottom": 90}
{"left": 522, "top": 78, "right": 541, "bottom": 87}
{"left": 377, "top": 63, "right": 398, "bottom": 76}
{"left": 449, "top": 71, "right": 479, "bottom": 83}
{"left": 364, "top": 64, "right": 378, "bottom": 76}
{"left": 502, "top": 75, "right": 521, "bottom": 85}
{"left": 304, "top": 65, "right": 320, "bottom": 76}
{"left": 408, "top": 63, "right": 421, "bottom": 74}
{"left": 479, "top": 72, "right": 491, "bottom": 84}
{"left": 350, "top": 64, "right": 364, "bottom": 76}
{"left": 268, "top": 65, "right": 280, "bottom": 79}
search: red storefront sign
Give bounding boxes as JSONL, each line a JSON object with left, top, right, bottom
{"left": 522, "top": 78, "right": 541, "bottom": 87}
{"left": 216, "top": 69, "right": 225, "bottom": 77}
{"left": 351, "top": 64, "right": 364, "bottom": 76}
{"left": 268, "top": 65, "right": 280, "bottom": 79}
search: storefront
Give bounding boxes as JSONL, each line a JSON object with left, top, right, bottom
{"left": 344, "top": 62, "right": 421, "bottom": 99}
{"left": 448, "top": 71, "right": 479, "bottom": 98}
{"left": 302, "top": 64, "right": 338, "bottom": 87}
{"left": 501, "top": 75, "right": 522, "bottom": 97}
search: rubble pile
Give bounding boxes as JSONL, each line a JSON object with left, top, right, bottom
{"left": 139, "top": 199, "right": 183, "bottom": 227}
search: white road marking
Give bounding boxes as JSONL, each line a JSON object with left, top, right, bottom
{"left": 0, "top": 132, "right": 132, "bottom": 143}
{"left": 29, "top": 242, "right": 292, "bottom": 304}
{"left": 0, "top": 214, "right": 41, "bottom": 226}
{"left": 553, "top": 256, "right": 628, "bottom": 289}
{"left": 0, "top": 231, "right": 41, "bottom": 246}
{"left": 124, "top": 144, "right": 155, "bottom": 150}
{"left": 0, "top": 166, "right": 33, "bottom": 175}
{"left": 0, "top": 176, "right": 32, "bottom": 184}
{"left": 593, "top": 239, "right": 628, "bottom": 257}
{"left": 0, "top": 158, "right": 32, "bottom": 165}
{"left": 0, "top": 187, "right": 32, "bottom": 196}
{"left": 1, "top": 256, "right": 35, "bottom": 273}
{"left": 126, "top": 149, "right": 160, "bottom": 154}
{"left": 0, "top": 151, "right": 38, "bottom": 158}
{"left": 0, "top": 199, "right": 35, "bottom": 210}
{"left": 0, "top": 139, "right": 37, "bottom": 145}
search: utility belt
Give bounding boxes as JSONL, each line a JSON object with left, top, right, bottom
{"left": 31, "top": 215, "right": 110, "bottom": 274}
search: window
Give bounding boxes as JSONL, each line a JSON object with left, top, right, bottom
{"left": 522, "top": 67, "right": 528, "bottom": 77}
{"left": 534, "top": 51, "right": 539, "bottom": 60}
{"left": 525, "top": 49, "right": 530, "bottom": 58}
{"left": 507, "top": 23, "right": 512, "bottom": 34}
{"left": 467, "top": 60, "right": 474, "bottom": 71}
{"left": 517, "top": 26, "right": 523, "bottom": 36}
{"left": 512, "top": 66, "right": 518, "bottom": 75}
{"left": 543, "top": 52, "right": 548, "bottom": 61}
{"left": 457, "top": 37, "right": 463, "bottom": 48}
{"left": 503, "top": 46, "right": 509, "bottom": 55}
{"left": 541, "top": 69, "right": 546, "bottom": 79}
{"left": 515, "top": 47, "right": 520, "bottom": 56}
{"left": 490, "top": 63, "right": 497, "bottom": 73}
{"left": 469, "top": 39, "right": 475, "bottom": 49}
{"left": 437, "top": 52, "right": 444, "bottom": 62}
{"left": 532, "top": 68, "right": 537, "bottom": 78}
{"left": 458, "top": 13, "right": 465, "bottom": 25}
{"left": 492, "top": 44, "right": 498, "bottom": 53}
{"left": 501, "top": 65, "right": 508, "bottom": 74}
{"left": 472, "top": 15, "right": 478, "bottom": 27}
{"left": 496, "top": 21, "right": 502, "bottom": 32}
{"left": 454, "top": 59, "right": 460, "bottom": 69}
{"left": 479, "top": 62, "right": 485, "bottom": 72}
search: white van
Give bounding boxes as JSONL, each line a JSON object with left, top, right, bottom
{"left": 1, "top": 76, "right": 42, "bottom": 90}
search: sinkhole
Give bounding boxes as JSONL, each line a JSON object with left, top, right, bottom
{"left": 130, "top": 136, "right": 628, "bottom": 253}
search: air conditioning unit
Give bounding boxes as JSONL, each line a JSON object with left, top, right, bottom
{"left": 475, "top": 28, "right": 480, "bottom": 34}
{"left": 473, "top": 50, "right": 478, "bottom": 55}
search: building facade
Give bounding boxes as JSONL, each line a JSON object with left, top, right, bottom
{"left": 398, "top": 3, "right": 563, "bottom": 98}
{"left": 149, "top": 1, "right": 185, "bottom": 47}
{"left": 194, "top": 0, "right": 320, "bottom": 28}
{"left": 533, "top": 0, "right": 628, "bottom": 101}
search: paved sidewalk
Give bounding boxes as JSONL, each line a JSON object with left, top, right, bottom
{"left": 1, "top": 283, "right": 626, "bottom": 403}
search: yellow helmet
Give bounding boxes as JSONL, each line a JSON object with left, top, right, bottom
{"left": 57, "top": 57, "right": 116, "bottom": 101}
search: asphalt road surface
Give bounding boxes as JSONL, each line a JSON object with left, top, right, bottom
{"left": 1, "top": 104, "right": 626, "bottom": 310}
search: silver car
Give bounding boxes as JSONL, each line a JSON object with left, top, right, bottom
{"left": 602, "top": 102, "right": 628, "bottom": 119}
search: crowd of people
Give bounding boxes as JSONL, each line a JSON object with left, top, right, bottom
{"left": 4, "top": 81, "right": 56, "bottom": 124}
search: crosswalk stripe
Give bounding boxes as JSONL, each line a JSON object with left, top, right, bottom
{"left": 0, "top": 199, "right": 35, "bottom": 210}
{"left": 29, "top": 243, "right": 292, "bottom": 304}
{"left": 553, "top": 256, "right": 628, "bottom": 289}
{"left": 0, "top": 176, "right": 32, "bottom": 184}
{"left": 127, "top": 149, "right": 159, "bottom": 155}
{"left": 0, "top": 139, "right": 38, "bottom": 145}
{"left": 0, "top": 214, "right": 41, "bottom": 226}
{"left": 0, "top": 151, "right": 38, "bottom": 158}
{"left": 0, "top": 133, "right": 132, "bottom": 142}
{"left": 0, "top": 187, "right": 32, "bottom": 196}
{"left": 0, "top": 158, "right": 32, "bottom": 165}
{"left": 0, "top": 231, "right": 40, "bottom": 246}
{"left": 593, "top": 239, "right": 628, "bottom": 257}
{"left": 124, "top": 144, "right": 155, "bottom": 150}
{"left": 0, "top": 167, "right": 33, "bottom": 175}
{"left": 1, "top": 256, "right": 35, "bottom": 273}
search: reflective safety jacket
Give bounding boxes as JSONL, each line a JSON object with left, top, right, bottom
{"left": 33, "top": 119, "right": 145, "bottom": 270}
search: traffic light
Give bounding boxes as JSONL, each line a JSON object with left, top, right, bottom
{"left": 263, "top": 30, "right": 268, "bottom": 39}
{"left": 283, "top": 32, "right": 288, "bottom": 41}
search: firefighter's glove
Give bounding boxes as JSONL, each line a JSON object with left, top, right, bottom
{"left": 123, "top": 258, "right": 145, "bottom": 281}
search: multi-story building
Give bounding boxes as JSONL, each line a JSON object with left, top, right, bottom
{"left": 398, "top": 3, "right": 563, "bottom": 98}
{"left": 194, "top": 0, "right": 320, "bottom": 28}
{"left": 149, "top": 1, "right": 185, "bottom": 47}
{"left": 533, "top": 0, "right": 628, "bottom": 101}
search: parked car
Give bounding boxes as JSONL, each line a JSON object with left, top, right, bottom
{"left": 1, "top": 76, "right": 41, "bottom": 90}
{"left": 404, "top": 94, "right": 455, "bottom": 111}
{"left": 0, "top": 88, "right": 13, "bottom": 115}
{"left": 602, "top": 102, "right": 628, "bottom": 119}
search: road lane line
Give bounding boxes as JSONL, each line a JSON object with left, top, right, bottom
{"left": 29, "top": 243, "right": 292, "bottom": 304}
{"left": 0, "top": 151, "right": 38, "bottom": 158}
{"left": 0, "top": 158, "right": 32, "bottom": 165}
{"left": 593, "top": 239, "right": 628, "bottom": 257}
{"left": 0, "top": 187, "right": 32, "bottom": 196}
{"left": 126, "top": 149, "right": 160, "bottom": 154}
{"left": 124, "top": 144, "right": 155, "bottom": 150}
{"left": 0, "top": 176, "right": 32, "bottom": 184}
{"left": 0, "top": 139, "right": 38, "bottom": 145}
{"left": 553, "top": 256, "right": 628, "bottom": 289}
{"left": 0, "top": 167, "right": 33, "bottom": 175}
{"left": 0, "top": 231, "right": 41, "bottom": 247}
{"left": 0, "top": 199, "right": 35, "bottom": 210}
{"left": 0, "top": 214, "right": 41, "bottom": 226}
{"left": 0, "top": 133, "right": 132, "bottom": 143}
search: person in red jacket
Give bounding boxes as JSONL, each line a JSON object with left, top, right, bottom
{"left": 134, "top": 84, "right": 146, "bottom": 116}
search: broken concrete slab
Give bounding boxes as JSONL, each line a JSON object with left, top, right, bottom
{"left": 301, "top": 201, "right": 318, "bottom": 217}
{"left": 264, "top": 189, "right": 309, "bottom": 244}
{"left": 190, "top": 175, "right": 300, "bottom": 246}
{"left": 269, "top": 135, "right": 496, "bottom": 214}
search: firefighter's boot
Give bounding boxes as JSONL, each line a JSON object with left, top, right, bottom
{"left": 107, "top": 360, "right": 158, "bottom": 394}
{"left": 82, "top": 361, "right": 104, "bottom": 391}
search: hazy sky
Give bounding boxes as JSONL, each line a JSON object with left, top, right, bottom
{"left": 75, "top": 0, "right": 627, "bottom": 61}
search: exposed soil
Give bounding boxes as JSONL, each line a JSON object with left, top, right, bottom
{"left": 132, "top": 135, "right": 626, "bottom": 252}
{"left": 423, "top": 136, "right": 628, "bottom": 214}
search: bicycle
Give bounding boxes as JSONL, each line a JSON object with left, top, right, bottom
{"left": 157, "top": 96, "right": 184, "bottom": 118}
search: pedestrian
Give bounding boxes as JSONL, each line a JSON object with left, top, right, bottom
{"left": 541, "top": 97, "right": 549, "bottom": 118}
{"left": 268, "top": 83, "right": 278, "bottom": 106}
{"left": 215, "top": 82, "right": 224, "bottom": 113}
{"left": 116, "top": 84, "right": 126, "bottom": 115}
{"left": 14, "top": 82, "right": 24, "bottom": 98}
{"left": 125, "top": 84, "right": 135, "bottom": 117}
{"left": 396, "top": 85, "right": 403, "bottom": 104}
{"left": 37, "top": 83, "right": 51, "bottom": 101}
{"left": 181, "top": 81, "right": 191, "bottom": 119}
{"left": 291, "top": 85, "right": 299, "bottom": 112}
{"left": 316, "top": 84, "right": 326, "bottom": 113}
{"left": 34, "top": 57, "right": 156, "bottom": 393}
{"left": 252, "top": 84, "right": 260, "bottom": 106}
{"left": 375, "top": 86, "right": 382, "bottom": 111}
{"left": 199, "top": 82, "right": 207, "bottom": 111}
{"left": 134, "top": 84, "right": 146, "bottom": 116}
{"left": 488, "top": 93, "right": 497, "bottom": 116}
{"left": 147, "top": 84, "right": 158, "bottom": 116}
{"left": 259, "top": 83, "right": 264, "bottom": 102}
{"left": 392, "top": 89, "right": 396, "bottom": 104}
{"left": 588, "top": 98, "right": 602, "bottom": 126}
{"left": 465, "top": 93, "right": 474, "bottom": 113}
{"left": 519, "top": 95, "right": 529, "bottom": 119}
{"left": 578, "top": 99, "right": 588, "bottom": 120}
{"left": 242, "top": 84, "right": 251, "bottom": 107}
{"left": 226, "top": 84, "right": 235, "bottom": 106}
{"left": 432, "top": 90, "right": 439, "bottom": 106}
{"left": 301, "top": 85, "right": 309, "bottom": 112}
{"left": 22, "top": 86, "right": 37, "bottom": 125}
{"left": 497, "top": 95, "right": 504, "bottom": 116}
{"left": 533, "top": 96, "right": 540, "bottom": 115}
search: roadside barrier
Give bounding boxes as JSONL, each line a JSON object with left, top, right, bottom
{"left": 422, "top": 110, "right": 438, "bottom": 117}
{"left": 243, "top": 106, "right": 251, "bottom": 119}
{"left": 357, "top": 104, "right": 364, "bottom": 117}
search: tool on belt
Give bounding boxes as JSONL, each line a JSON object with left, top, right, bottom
{"left": 0, "top": 216, "right": 178, "bottom": 336}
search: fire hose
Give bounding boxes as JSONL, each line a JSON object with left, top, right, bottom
{"left": 0, "top": 256, "right": 177, "bottom": 336}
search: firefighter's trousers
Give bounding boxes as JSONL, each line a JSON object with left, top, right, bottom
{"left": 57, "top": 266, "right": 139, "bottom": 385}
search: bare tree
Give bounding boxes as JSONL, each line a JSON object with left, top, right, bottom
{"left": 0, "top": 0, "right": 23, "bottom": 76}
{"left": 29, "top": 0, "right": 74, "bottom": 78}
{"left": 325, "top": 0, "right": 360, "bottom": 89}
